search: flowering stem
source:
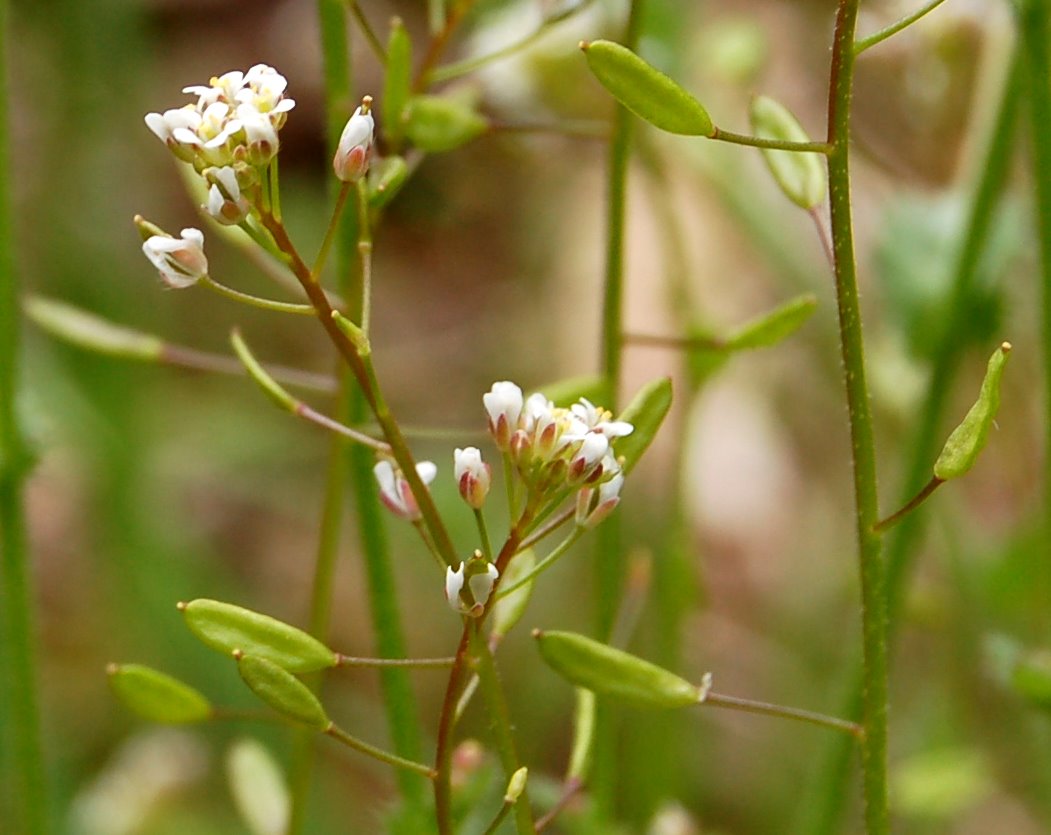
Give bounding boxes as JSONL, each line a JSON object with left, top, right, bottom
{"left": 826, "top": 1, "right": 888, "bottom": 831}
{"left": 356, "top": 179, "right": 373, "bottom": 335}
{"left": 709, "top": 127, "right": 832, "bottom": 154}
{"left": 200, "top": 275, "right": 317, "bottom": 314}
{"left": 854, "top": 0, "right": 949, "bottom": 55}
{"left": 268, "top": 156, "right": 283, "bottom": 223}
{"left": 702, "top": 691, "right": 865, "bottom": 739}
{"left": 325, "top": 723, "right": 437, "bottom": 778}
{"left": 0, "top": 0, "right": 47, "bottom": 825}
{"left": 495, "top": 528, "right": 584, "bottom": 599}
{"left": 311, "top": 181, "right": 352, "bottom": 280}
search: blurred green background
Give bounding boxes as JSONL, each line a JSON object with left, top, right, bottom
{"left": 5, "top": 0, "right": 1051, "bottom": 832}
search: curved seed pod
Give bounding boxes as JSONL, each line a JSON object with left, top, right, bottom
{"left": 404, "top": 95, "right": 487, "bottom": 153}
{"left": 725, "top": 294, "right": 817, "bottom": 351}
{"left": 749, "top": 95, "right": 826, "bottom": 209}
{"left": 580, "top": 40, "right": 714, "bottom": 137}
{"left": 533, "top": 629, "right": 701, "bottom": 709}
{"left": 236, "top": 653, "right": 330, "bottom": 729}
{"left": 614, "top": 377, "right": 673, "bottom": 475}
{"left": 26, "top": 297, "right": 164, "bottom": 361}
{"left": 107, "top": 663, "right": 212, "bottom": 724}
{"left": 383, "top": 18, "right": 413, "bottom": 149}
{"left": 933, "top": 342, "right": 1012, "bottom": 481}
{"left": 179, "top": 599, "right": 338, "bottom": 673}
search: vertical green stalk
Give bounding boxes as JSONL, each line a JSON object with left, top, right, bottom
{"left": 797, "top": 43, "right": 1023, "bottom": 835}
{"left": 826, "top": 2, "right": 888, "bottom": 833}
{"left": 1019, "top": 0, "right": 1051, "bottom": 618}
{"left": 0, "top": 3, "right": 46, "bottom": 832}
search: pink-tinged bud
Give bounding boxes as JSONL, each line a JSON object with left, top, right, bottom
{"left": 204, "top": 166, "right": 250, "bottom": 225}
{"left": 509, "top": 429, "right": 532, "bottom": 464}
{"left": 373, "top": 459, "right": 436, "bottom": 521}
{"left": 142, "top": 228, "right": 208, "bottom": 289}
{"left": 333, "top": 97, "right": 375, "bottom": 182}
{"left": 576, "top": 470, "right": 624, "bottom": 529}
{"left": 484, "top": 381, "right": 524, "bottom": 449}
{"left": 569, "top": 431, "right": 610, "bottom": 481}
{"left": 454, "top": 447, "right": 491, "bottom": 509}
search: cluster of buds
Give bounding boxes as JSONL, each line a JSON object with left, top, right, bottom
{"left": 483, "top": 381, "right": 632, "bottom": 518}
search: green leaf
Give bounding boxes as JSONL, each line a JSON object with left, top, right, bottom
{"left": 107, "top": 663, "right": 212, "bottom": 724}
{"left": 749, "top": 95, "right": 826, "bottom": 209}
{"left": 534, "top": 629, "right": 701, "bottom": 709}
{"left": 933, "top": 342, "right": 1012, "bottom": 480}
{"left": 613, "top": 377, "right": 673, "bottom": 474}
{"left": 25, "top": 297, "right": 164, "bottom": 361}
{"left": 404, "top": 95, "right": 488, "bottom": 153}
{"left": 179, "top": 599, "right": 338, "bottom": 673}
{"left": 226, "top": 739, "right": 290, "bottom": 835}
{"left": 725, "top": 294, "right": 817, "bottom": 351}
{"left": 580, "top": 39, "right": 714, "bottom": 136}
{"left": 236, "top": 654, "right": 330, "bottom": 729}
{"left": 382, "top": 18, "right": 412, "bottom": 149}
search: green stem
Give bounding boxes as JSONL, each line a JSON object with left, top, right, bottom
{"left": 710, "top": 127, "right": 832, "bottom": 154}
{"left": 336, "top": 654, "right": 455, "bottom": 668}
{"left": 1019, "top": 0, "right": 1051, "bottom": 620}
{"left": 200, "top": 275, "right": 317, "bottom": 314}
{"left": 873, "top": 476, "right": 943, "bottom": 533}
{"left": 702, "top": 691, "right": 864, "bottom": 739}
{"left": 474, "top": 508, "right": 493, "bottom": 561}
{"left": 415, "top": 0, "right": 479, "bottom": 90}
{"left": 348, "top": 1, "right": 386, "bottom": 64}
{"left": 430, "top": 24, "right": 552, "bottom": 83}
{"left": 0, "top": 0, "right": 46, "bottom": 829}
{"left": 311, "top": 181, "right": 352, "bottom": 280}
{"left": 325, "top": 723, "right": 436, "bottom": 777}
{"left": 826, "top": 2, "right": 888, "bottom": 832}
{"left": 470, "top": 623, "right": 536, "bottom": 834}
{"left": 798, "top": 43, "right": 1023, "bottom": 835}
{"left": 495, "top": 528, "right": 584, "bottom": 599}
{"left": 356, "top": 180, "right": 373, "bottom": 336}
{"left": 854, "top": 0, "right": 949, "bottom": 54}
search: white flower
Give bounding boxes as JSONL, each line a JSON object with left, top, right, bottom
{"left": 445, "top": 564, "right": 465, "bottom": 611}
{"left": 239, "top": 64, "right": 295, "bottom": 121}
{"left": 468, "top": 562, "right": 499, "bottom": 608}
{"left": 571, "top": 398, "right": 634, "bottom": 438}
{"left": 142, "top": 228, "right": 208, "bottom": 289}
{"left": 144, "top": 107, "right": 202, "bottom": 163}
{"left": 575, "top": 468, "right": 624, "bottom": 529}
{"left": 484, "top": 381, "right": 524, "bottom": 448}
{"left": 568, "top": 431, "right": 610, "bottom": 480}
{"left": 374, "top": 459, "right": 437, "bottom": 521}
{"left": 236, "top": 104, "right": 279, "bottom": 166}
{"left": 454, "top": 447, "right": 491, "bottom": 509}
{"left": 333, "top": 101, "right": 375, "bottom": 183}
{"left": 204, "top": 166, "right": 249, "bottom": 225}
{"left": 445, "top": 560, "right": 499, "bottom": 613}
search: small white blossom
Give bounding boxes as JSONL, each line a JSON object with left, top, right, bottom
{"left": 236, "top": 104, "right": 279, "bottom": 166}
{"left": 142, "top": 228, "right": 208, "bottom": 289}
{"left": 468, "top": 562, "right": 499, "bottom": 608}
{"left": 454, "top": 447, "right": 491, "bottom": 509}
{"left": 204, "top": 166, "right": 249, "bottom": 225}
{"left": 144, "top": 107, "right": 201, "bottom": 163}
{"left": 374, "top": 459, "right": 437, "bottom": 521}
{"left": 333, "top": 100, "right": 375, "bottom": 183}
{"left": 445, "top": 564, "right": 465, "bottom": 611}
{"left": 569, "top": 431, "right": 610, "bottom": 480}
{"left": 484, "top": 381, "right": 524, "bottom": 448}
{"left": 575, "top": 468, "right": 624, "bottom": 529}
{"left": 445, "top": 560, "right": 499, "bottom": 614}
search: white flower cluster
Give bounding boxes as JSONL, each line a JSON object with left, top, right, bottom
{"left": 145, "top": 65, "right": 295, "bottom": 170}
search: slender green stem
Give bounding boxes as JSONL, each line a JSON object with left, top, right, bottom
{"left": 826, "top": 2, "right": 888, "bottom": 832}
{"left": 295, "top": 402, "right": 389, "bottom": 451}
{"left": 162, "top": 344, "right": 338, "bottom": 392}
{"left": 312, "top": 182, "right": 352, "bottom": 280}
{"left": 710, "top": 127, "right": 832, "bottom": 154}
{"left": 1020, "top": 0, "right": 1051, "bottom": 620}
{"left": 854, "top": 0, "right": 949, "bottom": 55}
{"left": 482, "top": 801, "right": 514, "bottom": 835}
{"left": 336, "top": 654, "right": 455, "bottom": 668}
{"left": 474, "top": 508, "right": 493, "bottom": 561}
{"left": 495, "top": 529, "right": 584, "bottom": 599}
{"left": 430, "top": 24, "right": 552, "bottom": 83}
{"left": 623, "top": 331, "right": 725, "bottom": 352}
{"left": 325, "top": 723, "right": 437, "bottom": 777}
{"left": 415, "top": 0, "right": 479, "bottom": 90}
{"left": 702, "top": 691, "right": 864, "bottom": 739}
{"left": 0, "top": 1, "right": 46, "bottom": 828}
{"left": 356, "top": 180, "right": 373, "bottom": 335}
{"left": 347, "top": 1, "right": 386, "bottom": 64}
{"left": 519, "top": 506, "right": 573, "bottom": 550}
{"left": 470, "top": 623, "right": 536, "bottom": 834}
{"left": 798, "top": 44, "right": 1023, "bottom": 835}
{"left": 200, "top": 275, "right": 317, "bottom": 314}
{"left": 434, "top": 625, "right": 473, "bottom": 834}
{"left": 873, "top": 476, "right": 943, "bottom": 533}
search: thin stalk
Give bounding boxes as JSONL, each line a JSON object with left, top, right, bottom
{"left": 873, "top": 476, "right": 943, "bottom": 533}
{"left": 519, "top": 506, "right": 573, "bottom": 550}
{"left": 356, "top": 180, "right": 373, "bottom": 335}
{"left": 325, "top": 723, "right": 437, "bottom": 778}
{"left": 200, "top": 275, "right": 317, "bottom": 314}
{"left": 415, "top": 0, "right": 480, "bottom": 90}
{"left": 702, "top": 691, "right": 864, "bottom": 739}
{"left": 312, "top": 181, "right": 352, "bottom": 280}
{"left": 162, "top": 344, "right": 337, "bottom": 392}
{"left": 854, "top": 0, "right": 949, "bottom": 55}
{"left": 710, "top": 127, "right": 832, "bottom": 154}
{"left": 348, "top": 1, "right": 386, "bottom": 65}
{"left": 798, "top": 43, "right": 1023, "bottom": 835}
{"left": 826, "top": 2, "right": 888, "bottom": 832}
{"left": 1020, "top": 0, "right": 1051, "bottom": 618}
{"left": 0, "top": 0, "right": 47, "bottom": 827}
{"left": 623, "top": 331, "right": 724, "bottom": 351}
{"left": 336, "top": 654, "right": 455, "bottom": 668}
{"left": 470, "top": 623, "right": 537, "bottom": 834}
{"left": 294, "top": 402, "right": 389, "bottom": 451}
{"left": 495, "top": 528, "right": 584, "bottom": 599}
{"left": 474, "top": 508, "right": 493, "bottom": 561}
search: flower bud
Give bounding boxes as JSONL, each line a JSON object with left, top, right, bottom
{"left": 454, "top": 447, "right": 491, "bottom": 509}
{"left": 575, "top": 469, "right": 624, "bottom": 529}
{"left": 484, "top": 381, "right": 524, "bottom": 449}
{"left": 142, "top": 227, "right": 208, "bottom": 289}
{"left": 333, "top": 97, "right": 375, "bottom": 182}
{"left": 374, "top": 458, "right": 437, "bottom": 521}
{"left": 204, "top": 166, "right": 250, "bottom": 225}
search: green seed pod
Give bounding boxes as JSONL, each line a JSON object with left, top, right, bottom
{"left": 107, "top": 663, "right": 212, "bottom": 724}
{"left": 236, "top": 653, "right": 330, "bottom": 729}
{"left": 383, "top": 18, "right": 413, "bottom": 149}
{"left": 933, "top": 342, "right": 1012, "bottom": 481}
{"left": 227, "top": 738, "right": 290, "bottom": 835}
{"left": 533, "top": 629, "right": 701, "bottom": 709}
{"left": 404, "top": 95, "right": 488, "bottom": 153}
{"left": 179, "top": 599, "right": 338, "bottom": 673}
{"left": 725, "top": 294, "right": 817, "bottom": 351}
{"left": 580, "top": 40, "right": 714, "bottom": 137}
{"left": 368, "top": 155, "right": 410, "bottom": 208}
{"left": 230, "top": 329, "right": 297, "bottom": 412}
{"left": 613, "top": 377, "right": 673, "bottom": 475}
{"left": 492, "top": 549, "right": 536, "bottom": 639}
{"left": 1011, "top": 650, "right": 1051, "bottom": 713}
{"left": 748, "top": 95, "right": 826, "bottom": 209}
{"left": 26, "top": 297, "right": 165, "bottom": 362}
